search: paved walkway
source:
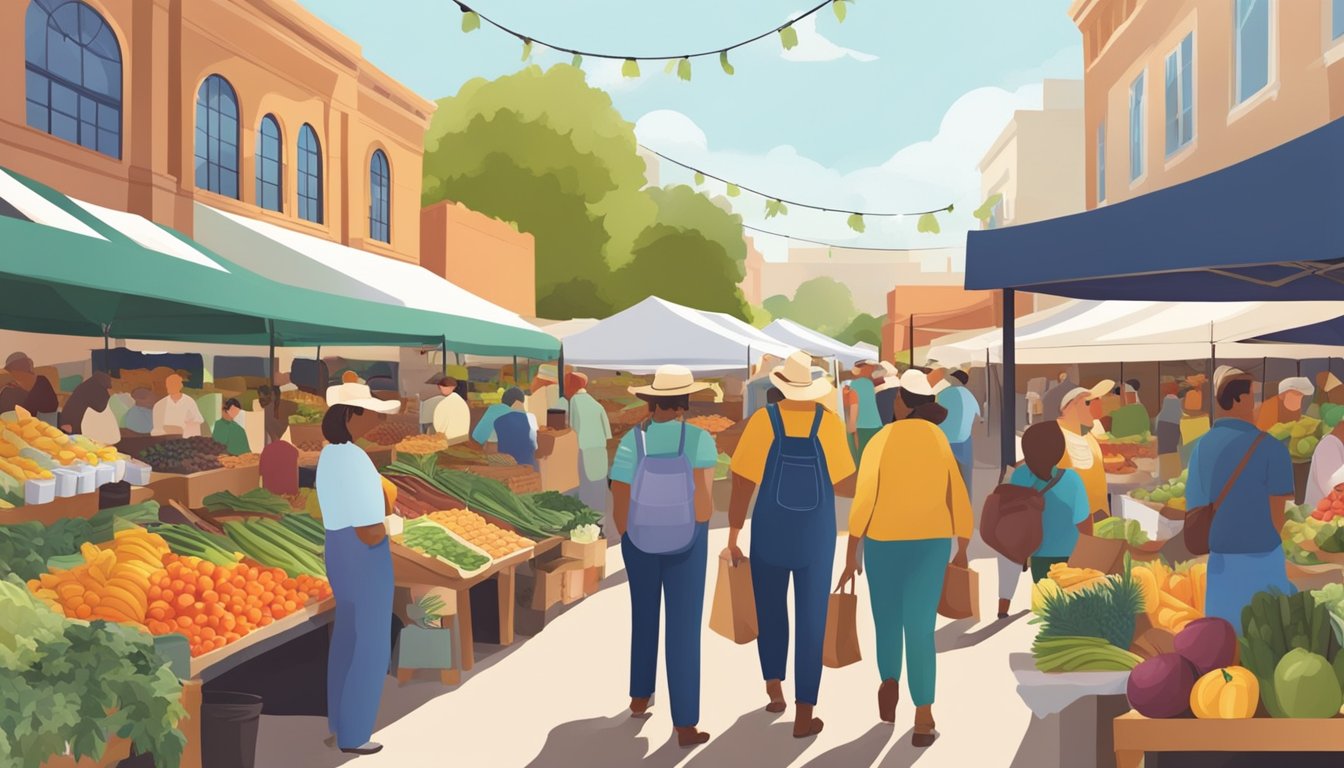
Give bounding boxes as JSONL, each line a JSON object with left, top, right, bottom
{"left": 257, "top": 474, "right": 1062, "bottom": 767}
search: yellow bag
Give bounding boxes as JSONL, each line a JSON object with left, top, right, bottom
{"left": 1180, "top": 415, "right": 1210, "bottom": 446}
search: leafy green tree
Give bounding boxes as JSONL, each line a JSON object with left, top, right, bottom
{"left": 422, "top": 65, "right": 654, "bottom": 317}
{"left": 837, "top": 313, "right": 885, "bottom": 351}
{"left": 762, "top": 277, "right": 858, "bottom": 337}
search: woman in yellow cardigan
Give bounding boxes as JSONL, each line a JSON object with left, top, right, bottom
{"left": 838, "top": 369, "right": 971, "bottom": 748}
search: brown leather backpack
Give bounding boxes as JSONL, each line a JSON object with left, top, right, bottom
{"left": 1184, "top": 433, "right": 1265, "bottom": 556}
{"left": 980, "top": 465, "right": 1064, "bottom": 566}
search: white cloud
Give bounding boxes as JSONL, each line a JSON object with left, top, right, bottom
{"left": 634, "top": 84, "right": 1048, "bottom": 262}
{"left": 780, "top": 12, "right": 878, "bottom": 63}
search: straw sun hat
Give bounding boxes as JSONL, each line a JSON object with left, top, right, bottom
{"left": 771, "top": 351, "right": 835, "bottom": 402}
{"left": 628, "top": 365, "right": 710, "bottom": 397}
{"left": 326, "top": 382, "right": 400, "bottom": 413}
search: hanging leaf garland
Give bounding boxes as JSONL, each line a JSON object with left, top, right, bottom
{"left": 765, "top": 199, "right": 789, "bottom": 219}
{"left": 461, "top": 10, "right": 481, "bottom": 32}
{"left": 726, "top": 183, "right": 740, "bottom": 197}
{"left": 916, "top": 212, "right": 941, "bottom": 234}
{"left": 720, "top": 51, "right": 735, "bottom": 75}
{"left": 972, "top": 193, "right": 1003, "bottom": 222}
{"left": 521, "top": 38, "right": 533, "bottom": 61}
{"left": 847, "top": 213, "right": 865, "bottom": 233}
{"left": 779, "top": 25, "right": 800, "bottom": 50}
{"left": 677, "top": 57, "right": 693, "bottom": 81}
{"left": 572, "top": 54, "right": 583, "bottom": 68}
{"left": 832, "top": 0, "right": 848, "bottom": 23}
{"left": 622, "top": 59, "right": 641, "bottom": 78}
{"left": 693, "top": 172, "right": 706, "bottom": 186}
{"left": 664, "top": 59, "right": 678, "bottom": 75}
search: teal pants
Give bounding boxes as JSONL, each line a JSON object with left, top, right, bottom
{"left": 864, "top": 537, "right": 951, "bottom": 707}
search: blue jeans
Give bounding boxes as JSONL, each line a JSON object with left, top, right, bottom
{"left": 751, "top": 555, "right": 833, "bottom": 706}
{"left": 1206, "top": 549, "right": 1295, "bottom": 629}
{"left": 865, "top": 538, "right": 951, "bottom": 707}
{"left": 325, "top": 527, "right": 393, "bottom": 749}
{"left": 623, "top": 523, "right": 708, "bottom": 727}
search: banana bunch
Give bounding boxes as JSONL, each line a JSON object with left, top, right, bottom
{"left": 1046, "top": 562, "right": 1108, "bottom": 592}
{"left": 0, "top": 455, "right": 52, "bottom": 481}
{"left": 28, "top": 530, "right": 170, "bottom": 626}
{"left": 0, "top": 407, "right": 120, "bottom": 465}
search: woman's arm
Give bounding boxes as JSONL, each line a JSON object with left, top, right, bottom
{"left": 694, "top": 467, "right": 714, "bottom": 523}
{"left": 355, "top": 522, "right": 386, "bottom": 546}
{"left": 611, "top": 481, "right": 631, "bottom": 536}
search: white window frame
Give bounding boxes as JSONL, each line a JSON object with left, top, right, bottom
{"left": 1327, "top": 0, "right": 1344, "bottom": 64}
{"left": 1129, "top": 72, "right": 1145, "bottom": 184}
{"left": 1231, "top": 0, "right": 1275, "bottom": 112}
{"left": 1165, "top": 33, "right": 1195, "bottom": 158}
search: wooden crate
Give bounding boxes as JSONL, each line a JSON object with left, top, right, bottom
{"left": 148, "top": 465, "right": 260, "bottom": 509}
{"left": 6, "top": 487, "right": 154, "bottom": 526}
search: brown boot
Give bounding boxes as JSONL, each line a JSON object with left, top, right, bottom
{"left": 793, "top": 703, "right": 824, "bottom": 738}
{"left": 997, "top": 598, "right": 1011, "bottom": 620}
{"left": 912, "top": 705, "right": 938, "bottom": 748}
{"left": 878, "top": 679, "right": 899, "bottom": 723}
{"left": 676, "top": 726, "right": 710, "bottom": 748}
{"left": 630, "top": 696, "right": 651, "bottom": 719}
{"left": 765, "top": 679, "right": 786, "bottom": 713}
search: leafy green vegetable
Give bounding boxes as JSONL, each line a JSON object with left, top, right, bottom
{"left": 1033, "top": 572, "right": 1143, "bottom": 649}
{"left": 0, "top": 578, "right": 186, "bottom": 768}
{"left": 403, "top": 520, "right": 490, "bottom": 573}
{"left": 1240, "top": 590, "right": 1339, "bottom": 718}
{"left": 385, "top": 460, "right": 594, "bottom": 539}
{"left": 204, "top": 488, "right": 292, "bottom": 516}
{"left": 0, "top": 502, "right": 159, "bottom": 582}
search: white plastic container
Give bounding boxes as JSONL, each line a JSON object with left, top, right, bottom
{"left": 71, "top": 464, "right": 96, "bottom": 495}
{"left": 94, "top": 463, "right": 115, "bottom": 488}
{"left": 24, "top": 478, "right": 55, "bottom": 505}
{"left": 49, "top": 468, "right": 78, "bottom": 498}
{"left": 123, "top": 460, "right": 151, "bottom": 486}
{"left": 111, "top": 459, "right": 127, "bottom": 483}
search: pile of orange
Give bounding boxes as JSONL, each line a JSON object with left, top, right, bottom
{"left": 143, "top": 553, "right": 333, "bottom": 657}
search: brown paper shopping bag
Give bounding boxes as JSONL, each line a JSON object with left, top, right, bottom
{"left": 709, "top": 555, "right": 758, "bottom": 644}
{"left": 823, "top": 581, "right": 862, "bottom": 668}
{"left": 1067, "top": 533, "right": 1128, "bottom": 575}
{"left": 937, "top": 563, "right": 981, "bottom": 621}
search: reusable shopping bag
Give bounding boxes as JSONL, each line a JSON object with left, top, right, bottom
{"left": 823, "top": 580, "right": 862, "bottom": 668}
{"left": 709, "top": 554, "right": 757, "bottom": 644}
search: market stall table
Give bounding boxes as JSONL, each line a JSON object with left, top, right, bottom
{"left": 189, "top": 596, "right": 336, "bottom": 681}
{"left": 5, "top": 486, "right": 155, "bottom": 526}
{"left": 1113, "top": 710, "right": 1344, "bottom": 768}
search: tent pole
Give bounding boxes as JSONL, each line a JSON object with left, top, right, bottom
{"left": 1000, "top": 290, "right": 1016, "bottom": 469}
{"left": 908, "top": 313, "right": 916, "bottom": 367}
{"left": 267, "top": 320, "right": 276, "bottom": 447}
{"left": 1262, "top": 357, "right": 1267, "bottom": 408}
{"left": 102, "top": 324, "right": 110, "bottom": 373}
{"left": 441, "top": 336, "right": 448, "bottom": 376}
{"left": 1208, "top": 342, "right": 1216, "bottom": 420}
{"left": 512, "top": 356, "right": 518, "bottom": 387}
{"left": 558, "top": 345, "right": 566, "bottom": 400}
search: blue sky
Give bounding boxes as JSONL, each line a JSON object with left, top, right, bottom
{"left": 299, "top": 0, "right": 1082, "bottom": 255}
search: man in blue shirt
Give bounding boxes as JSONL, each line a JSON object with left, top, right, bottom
{"left": 1186, "top": 366, "right": 1296, "bottom": 627}
{"left": 935, "top": 369, "right": 981, "bottom": 496}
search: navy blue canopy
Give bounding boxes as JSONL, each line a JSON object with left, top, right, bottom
{"left": 965, "top": 116, "right": 1344, "bottom": 300}
{"left": 1250, "top": 315, "right": 1344, "bottom": 346}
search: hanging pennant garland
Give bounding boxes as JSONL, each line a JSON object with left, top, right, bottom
{"left": 641, "top": 144, "right": 954, "bottom": 235}
{"left": 742, "top": 224, "right": 937, "bottom": 253}
{"left": 453, "top": 0, "right": 854, "bottom": 78}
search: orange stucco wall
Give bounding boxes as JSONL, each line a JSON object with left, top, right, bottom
{"left": 0, "top": 0, "right": 433, "bottom": 262}
{"left": 884, "top": 285, "right": 1039, "bottom": 360}
{"left": 421, "top": 200, "right": 537, "bottom": 317}
{"left": 1073, "top": 0, "right": 1344, "bottom": 209}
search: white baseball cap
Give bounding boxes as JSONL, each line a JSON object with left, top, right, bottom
{"left": 1279, "top": 377, "right": 1316, "bottom": 398}
{"left": 1060, "top": 379, "right": 1115, "bottom": 410}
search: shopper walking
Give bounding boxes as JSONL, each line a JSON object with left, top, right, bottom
{"left": 609, "top": 365, "right": 718, "bottom": 748}
{"left": 1155, "top": 380, "right": 1183, "bottom": 480}
{"left": 567, "top": 372, "right": 613, "bottom": 529}
{"left": 995, "top": 421, "right": 1090, "bottom": 618}
{"left": 934, "top": 369, "right": 981, "bottom": 496}
{"left": 846, "top": 360, "right": 883, "bottom": 458}
{"left": 1189, "top": 367, "right": 1296, "bottom": 627}
{"left": 728, "top": 350, "right": 856, "bottom": 739}
{"left": 873, "top": 362, "right": 901, "bottom": 425}
{"left": 1057, "top": 380, "right": 1114, "bottom": 523}
{"left": 316, "top": 381, "right": 400, "bottom": 756}
{"left": 839, "top": 368, "right": 970, "bottom": 747}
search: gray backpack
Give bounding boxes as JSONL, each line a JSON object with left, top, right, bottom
{"left": 626, "top": 421, "right": 697, "bottom": 554}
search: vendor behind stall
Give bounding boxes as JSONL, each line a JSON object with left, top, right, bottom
{"left": 256, "top": 385, "right": 297, "bottom": 444}
{"left": 213, "top": 399, "right": 251, "bottom": 456}
{"left": 0, "top": 352, "right": 58, "bottom": 423}
{"left": 491, "top": 387, "right": 538, "bottom": 469}
{"left": 152, "top": 374, "right": 204, "bottom": 437}
{"left": 1257, "top": 376, "right": 1314, "bottom": 432}
{"left": 526, "top": 364, "right": 567, "bottom": 427}
{"left": 60, "top": 372, "right": 118, "bottom": 444}
{"left": 123, "top": 387, "right": 155, "bottom": 434}
{"left": 431, "top": 376, "right": 470, "bottom": 444}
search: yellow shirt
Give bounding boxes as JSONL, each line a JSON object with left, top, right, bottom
{"left": 1059, "top": 426, "right": 1109, "bottom": 517}
{"left": 730, "top": 400, "right": 856, "bottom": 485}
{"left": 848, "top": 420, "right": 973, "bottom": 541}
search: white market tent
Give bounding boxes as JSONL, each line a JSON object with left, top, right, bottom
{"left": 763, "top": 318, "right": 876, "bottom": 368}
{"left": 928, "top": 300, "right": 1344, "bottom": 366}
{"left": 563, "top": 296, "right": 793, "bottom": 373}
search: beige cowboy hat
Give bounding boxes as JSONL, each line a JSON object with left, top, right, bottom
{"left": 628, "top": 365, "right": 710, "bottom": 397}
{"left": 325, "top": 382, "right": 400, "bottom": 413}
{"left": 874, "top": 361, "right": 901, "bottom": 393}
{"left": 771, "top": 350, "right": 835, "bottom": 401}
{"left": 900, "top": 368, "right": 935, "bottom": 396}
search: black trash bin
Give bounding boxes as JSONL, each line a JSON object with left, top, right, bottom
{"left": 201, "top": 691, "right": 263, "bottom": 768}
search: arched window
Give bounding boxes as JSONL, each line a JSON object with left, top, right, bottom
{"left": 194, "top": 75, "right": 240, "bottom": 198}
{"left": 297, "top": 124, "right": 323, "bottom": 224}
{"left": 25, "top": 0, "right": 123, "bottom": 159}
{"left": 369, "top": 149, "right": 390, "bottom": 243}
{"left": 255, "top": 115, "right": 282, "bottom": 212}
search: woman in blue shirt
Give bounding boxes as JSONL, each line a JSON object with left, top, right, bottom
{"left": 316, "top": 382, "right": 400, "bottom": 756}
{"left": 996, "top": 420, "right": 1090, "bottom": 619}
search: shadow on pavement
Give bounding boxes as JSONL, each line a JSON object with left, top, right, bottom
{"left": 522, "top": 711, "right": 692, "bottom": 768}
{"left": 937, "top": 611, "right": 1029, "bottom": 653}
{"left": 799, "top": 722, "right": 894, "bottom": 767}
{"left": 683, "top": 708, "right": 811, "bottom": 767}
{"left": 877, "top": 727, "right": 932, "bottom": 767}
{"left": 1008, "top": 712, "right": 1061, "bottom": 768}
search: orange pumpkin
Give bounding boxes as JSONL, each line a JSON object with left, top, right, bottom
{"left": 1190, "top": 666, "right": 1259, "bottom": 719}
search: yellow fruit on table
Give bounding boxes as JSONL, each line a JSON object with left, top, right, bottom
{"left": 1191, "top": 667, "right": 1259, "bottom": 719}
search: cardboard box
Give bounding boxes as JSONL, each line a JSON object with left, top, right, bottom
{"left": 147, "top": 464, "right": 260, "bottom": 508}
{"left": 561, "top": 539, "right": 607, "bottom": 570}
{"left": 537, "top": 429, "right": 579, "bottom": 492}
{"left": 583, "top": 566, "right": 603, "bottom": 596}
{"left": 561, "top": 569, "right": 585, "bottom": 605}
{"left": 531, "top": 556, "right": 584, "bottom": 611}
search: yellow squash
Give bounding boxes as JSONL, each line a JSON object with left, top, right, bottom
{"left": 1190, "top": 666, "right": 1259, "bottom": 719}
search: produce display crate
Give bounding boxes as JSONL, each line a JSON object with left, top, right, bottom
{"left": 1113, "top": 710, "right": 1344, "bottom": 768}
{"left": 189, "top": 596, "right": 335, "bottom": 680}
{"left": 461, "top": 464, "right": 543, "bottom": 494}
{"left": 3, "top": 486, "right": 154, "bottom": 526}
{"left": 147, "top": 465, "right": 260, "bottom": 509}
{"left": 537, "top": 429, "right": 579, "bottom": 493}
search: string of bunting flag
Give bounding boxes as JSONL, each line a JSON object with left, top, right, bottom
{"left": 453, "top": 0, "right": 853, "bottom": 78}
